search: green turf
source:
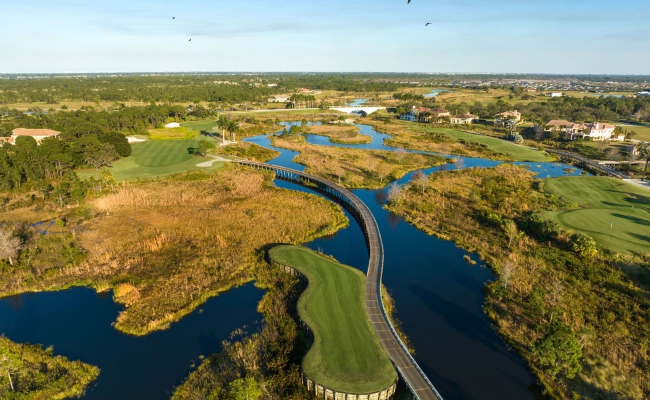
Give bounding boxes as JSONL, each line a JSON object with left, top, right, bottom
{"left": 544, "top": 177, "right": 650, "bottom": 255}
{"left": 77, "top": 139, "right": 225, "bottom": 181}
{"left": 268, "top": 245, "right": 397, "bottom": 394}
{"left": 404, "top": 123, "right": 553, "bottom": 162}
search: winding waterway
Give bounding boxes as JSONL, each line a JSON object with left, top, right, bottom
{"left": 0, "top": 121, "right": 586, "bottom": 400}
{"left": 246, "top": 122, "right": 585, "bottom": 400}
{"left": 0, "top": 284, "right": 263, "bottom": 399}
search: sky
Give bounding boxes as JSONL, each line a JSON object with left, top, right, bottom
{"left": 1, "top": 0, "right": 649, "bottom": 74}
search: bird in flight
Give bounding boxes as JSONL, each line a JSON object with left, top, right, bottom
{"left": 425, "top": 22, "right": 431, "bottom": 26}
{"left": 408, "top": 0, "right": 411, "bottom": 3}
{"left": 189, "top": 39, "right": 192, "bottom": 41}
{"left": 173, "top": 17, "right": 175, "bottom": 19}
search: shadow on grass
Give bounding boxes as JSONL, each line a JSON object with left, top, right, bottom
{"left": 628, "top": 232, "right": 650, "bottom": 245}
{"left": 611, "top": 213, "right": 650, "bottom": 227}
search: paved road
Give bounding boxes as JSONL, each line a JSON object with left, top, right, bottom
{"left": 236, "top": 160, "right": 444, "bottom": 400}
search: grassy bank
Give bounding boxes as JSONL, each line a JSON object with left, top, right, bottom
{"left": 271, "top": 134, "right": 448, "bottom": 189}
{"left": 268, "top": 245, "right": 397, "bottom": 394}
{"left": 386, "top": 165, "right": 649, "bottom": 399}
{"left": 367, "top": 120, "right": 553, "bottom": 162}
{"left": 77, "top": 139, "right": 225, "bottom": 181}
{"left": 543, "top": 177, "right": 650, "bottom": 255}
{"left": 0, "top": 336, "right": 99, "bottom": 399}
{"left": 0, "top": 167, "right": 348, "bottom": 336}
{"left": 306, "top": 124, "right": 372, "bottom": 144}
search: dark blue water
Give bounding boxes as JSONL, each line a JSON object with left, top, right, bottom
{"left": 0, "top": 284, "right": 263, "bottom": 400}
{"left": 247, "top": 123, "right": 587, "bottom": 400}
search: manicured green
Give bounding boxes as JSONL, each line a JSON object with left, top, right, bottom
{"left": 268, "top": 245, "right": 397, "bottom": 394}
{"left": 544, "top": 176, "right": 650, "bottom": 254}
{"left": 77, "top": 139, "right": 226, "bottom": 181}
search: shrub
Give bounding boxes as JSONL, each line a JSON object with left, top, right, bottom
{"left": 571, "top": 232, "right": 598, "bottom": 258}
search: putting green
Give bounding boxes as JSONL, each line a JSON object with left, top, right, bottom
{"left": 269, "top": 245, "right": 397, "bottom": 394}
{"left": 77, "top": 139, "right": 225, "bottom": 181}
{"left": 544, "top": 177, "right": 650, "bottom": 254}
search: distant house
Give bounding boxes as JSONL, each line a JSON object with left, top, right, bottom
{"left": 525, "top": 88, "right": 537, "bottom": 92}
{"left": 565, "top": 122, "right": 621, "bottom": 141}
{"left": 9, "top": 128, "right": 61, "bottom": 144}
{"left": 544, "top": 119, "right": 574, "bottom": 133}
{"left": 269, "top": 95, "right": 290, "bottom": 103}
{"left": 450, "top": 114, "right": 478, "bottom": 125}
{"left": 165, "top": 122, "right": 181, "bottom": 128}
{"left": 494, "top": 110, "right": 522, "bottom": 123}
{"left": 419, "top": 107, "right": 450, "bottom": 123}
{"left": 548, "top": 92, "right": 563, "bottom": 97}
{"left": 637, "top": 91, "right": 650, "bottom": 97}
{"left": 267, "top": 83, "right": 278, "bottom": 87}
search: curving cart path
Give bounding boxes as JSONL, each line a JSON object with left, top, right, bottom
{"left": 237, "top": 160, "right": 443, "bottom": 400}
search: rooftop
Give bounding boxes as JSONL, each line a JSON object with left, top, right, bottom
{"left": 12, "top": 128, "right": 61, "bottom": 137}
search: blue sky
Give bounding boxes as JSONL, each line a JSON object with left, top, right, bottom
{"left": 1, "top": 0, "right": 649, "bottom": 74}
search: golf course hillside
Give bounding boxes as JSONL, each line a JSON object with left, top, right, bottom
{"left": 78, "top": 138, "right": 227, "bottom": 181}
{"left": 544, "top": 176, "right": 650, "bottom": 254}
{"left": 268, "top": 245, "right": 397, "bottom": 395}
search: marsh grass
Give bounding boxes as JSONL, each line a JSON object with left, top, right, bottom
{"left": 271, "top": 135, "right": 447, "bottom": 189}
{"left": 213, "top": 142, "right": 280, "bottom": 162}
{"left": 306, "top": 124, "right": 372, "bottom": 144}
{"left": 387, "top": 165, "right": 650, "bottom": 399}
{"left": 0, "top": 167, "right": 347, "bottom": 336}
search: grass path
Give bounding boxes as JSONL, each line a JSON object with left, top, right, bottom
{"left": 544, "top": 176, "right": 650, "bottom": 254}
{"left": 269, "top": 245, "right": 397, "bottom": 394}
{"left": 430, "top": 127, "right": 553, "bottom": 162}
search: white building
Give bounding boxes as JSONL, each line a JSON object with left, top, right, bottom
{"left": 549, "top": 92, "right": 563, "bottom": 97}
{"left": 164, "top": 122, "right": 181, "bottom": 128}
{"left": 450, "top": 114, "right": 478, "bottom": 125}
{"left": 565, "top": 122, "right": 622, "bottom": 141}
{"left": 268, "top": 95, "right": 290, "bottom": 103}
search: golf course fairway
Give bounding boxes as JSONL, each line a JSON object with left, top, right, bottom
{"left": 544, "top": 176, "right": 650, "bottom": 254}
{"left": 268, "top": 245, "right": 397, "bottom": 394}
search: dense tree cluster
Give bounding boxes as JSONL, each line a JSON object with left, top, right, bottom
{"left": 461, "top": 95, "right": 650, "bottom": 122}
{"left": 0, "top": 74, "right": 407, "bottom": 107}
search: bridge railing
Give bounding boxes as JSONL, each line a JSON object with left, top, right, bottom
{"left": 236, "top": 160, "right": 443, "bottom": 400}
{"left": 366, "top": 206, "right": 444, "bottom": 400}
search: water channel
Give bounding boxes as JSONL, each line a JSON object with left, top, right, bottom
{"left": 0, "top": 284, "right": 264, "bottom": 399}
{"left": 246, "top": 122, "right": 585, "bottom": 400}
{"left": 0, "top": 121, "right": 585, "bottom": 400}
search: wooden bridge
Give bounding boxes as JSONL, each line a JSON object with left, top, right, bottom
{"left": 546, "top": 149, "right": 627, "bottom": 178}
{"left": 237, "top": 161, "right": 444, "bottom": 400}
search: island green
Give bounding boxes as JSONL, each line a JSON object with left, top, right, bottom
{"left": 268, "top": 245, "right": 397, "bottom": 394}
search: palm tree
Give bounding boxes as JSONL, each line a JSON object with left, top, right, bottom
{"left": 227, "top": 120, "right": 239, "bottom": 143}
{"left": 216, "top": 115, "right": 229, "bottom": 143}
{"left": 636, "top": 142, "right": 650, "bottom": 181}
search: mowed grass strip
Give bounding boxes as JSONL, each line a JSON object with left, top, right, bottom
{"left": 544, "top": 176, "right": 650, "bottom": 254}
{"left": 77, "top": 139, "right": 225, "bottom": 181}
{"left": 269, "top": 245, "right": 397, "bottom": 394}
{"left": 428, "top": 127, "right": 552, "bottom": 162}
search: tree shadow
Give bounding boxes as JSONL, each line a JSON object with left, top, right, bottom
{"left": 628, "top": 232, "right": 650, "bottom": 244}
{"left": 611, "top": 213, "right": 650, "bottom": 227}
